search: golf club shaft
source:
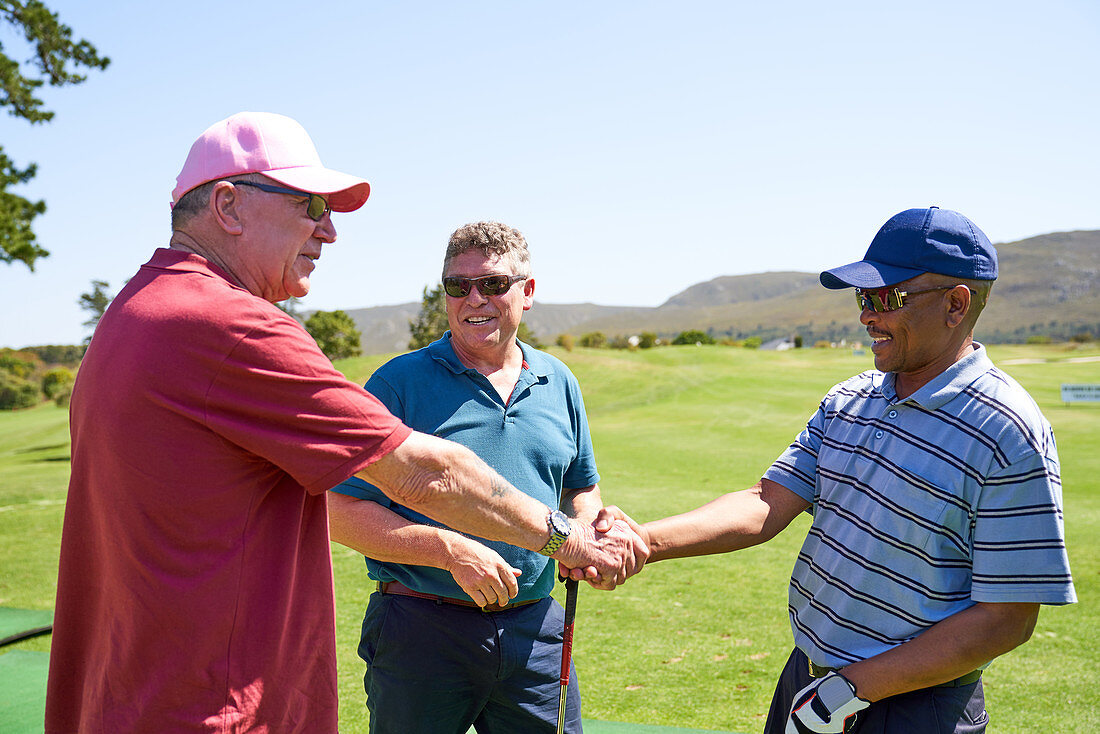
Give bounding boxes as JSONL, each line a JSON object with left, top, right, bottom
{"left": 557, "top": 578, "right": 579, "bottom": 734}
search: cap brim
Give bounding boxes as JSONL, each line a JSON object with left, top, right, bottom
{"left": 263, "top": 166, "right": 371, "bottom": 212}
{"left": 819, "top": 260, "right": 925, "bottom": 289}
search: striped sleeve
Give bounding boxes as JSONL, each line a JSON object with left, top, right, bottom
{"left": 764, "top": 401, "right": 826, "bottom": 505}
{"left": 971, "top": 446, "right": 1076, "bottom": 604}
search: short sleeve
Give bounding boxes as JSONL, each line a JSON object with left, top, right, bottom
{"left": 203, "top": 314, "right": 412, "bottom": 494}
{"left": 971, "top": 450, "right": 1076, "bottom": 604}
{"left": 764, "top": 401, "right": 826, "bottom": 504}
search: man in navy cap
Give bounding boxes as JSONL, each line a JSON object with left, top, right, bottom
{"left": 600, "top": 207, "right": 1076, "bottom": 733}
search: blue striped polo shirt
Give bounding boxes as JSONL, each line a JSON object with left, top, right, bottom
{"left": 763, "top": 343, "right": 1076, "bottom": 668}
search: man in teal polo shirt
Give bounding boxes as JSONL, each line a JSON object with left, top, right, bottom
{"left": 330, "top": 221, "right": 637, "bottom": 733}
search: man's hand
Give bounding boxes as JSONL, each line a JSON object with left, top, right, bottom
{"left": 445, "top": 536, "right": 522, "bottom": 608}
{"left": 551, "top": 516, "right": 643, "bottom": 589}
{"left": 554, "top": 507, "right": 649, "bottom": 589}
{"left": 593, "top": 505, "right": 650, "bottom": 547}
{"left": 787, "top": 672, "right": 869, "bottom": 733}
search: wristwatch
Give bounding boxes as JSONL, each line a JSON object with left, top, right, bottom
{"left": 537, "top": 509, "right": 571, "bottom": 556}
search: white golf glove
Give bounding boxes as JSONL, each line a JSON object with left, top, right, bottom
{"left": 786, "top": 671, "right": 869, "bottom": 733}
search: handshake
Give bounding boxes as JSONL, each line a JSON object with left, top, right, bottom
{"left": 552, "top": 506, "right": 649, "bottom": 591}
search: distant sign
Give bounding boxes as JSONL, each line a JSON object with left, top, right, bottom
{"left": 1061, "top": 384, "right": 1100, "bottom": 403}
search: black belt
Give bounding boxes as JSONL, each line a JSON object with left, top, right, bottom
{"left": 808, "top": 660, "right": 982, "bottom": 688}
{"left": 378, "top": 580, "right": 541, "bottom": 613}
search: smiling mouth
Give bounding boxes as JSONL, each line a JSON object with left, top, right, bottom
{"left": 869, "top": 334, "right": 893, "bottom": 351}
{"left": 465, "top": 316, "right": 495, "bottom": 324}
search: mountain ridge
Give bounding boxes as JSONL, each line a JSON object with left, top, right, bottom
{"left": 341, "top": 230, "right": 1100, "bottom": 354}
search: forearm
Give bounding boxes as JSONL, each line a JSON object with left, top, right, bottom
{"left": 328, "top": 492, "right": 477, "bottom": 570}
{"left": 645, "top": 479, "right": 808, "bottom": 562}
{"left": 355, "top": 431, "right": 550, "bottom": 552}
{"left": 561, "top": 484, "right": 603, "bottom": 524}
{"left": 841, "top": 601, "right": 1040, "bottom": 701}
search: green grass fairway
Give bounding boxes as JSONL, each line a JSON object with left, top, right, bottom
{"left": 2, "top": 344, "right": 1097, "bottom": 732}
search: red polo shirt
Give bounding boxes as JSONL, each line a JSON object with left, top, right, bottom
{"left": 46, "top": 249, "right": 411, "bottom": 733}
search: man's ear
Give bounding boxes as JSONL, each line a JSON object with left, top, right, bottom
{"left": 944, "top": 284, "right": 972, "bottom": 329}
{"left": 522, "top": 276, "right": 535, "bottom": 311}
{"left": 211, "top": 181, "right": 245, "bottom": 235}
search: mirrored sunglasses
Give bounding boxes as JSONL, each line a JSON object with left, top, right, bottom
{"left": 442, "top": 274, "right": 527, "bottom": 298}
{"left": 229, "top": 180, "right": 331, "bottom": 221}
{"left": 855, "top": 285, "right": 961, "bottom": 312}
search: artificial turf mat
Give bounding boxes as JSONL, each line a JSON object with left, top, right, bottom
{"left": 0, "top": 607, "right": 53, "bottom": 646}
{"left": 0, "top": 650, "right": 49, "bottom": 732}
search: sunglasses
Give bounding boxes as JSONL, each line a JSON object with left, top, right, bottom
{"left": 442, "top": 274, "right": 527, "bottom": 298}
{"left": 855, "top": 285, "right": 962, "bottom": 312}
{"left": 229, "top": 180, "right": 331, "bottom": 221}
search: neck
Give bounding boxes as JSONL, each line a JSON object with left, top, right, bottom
{"left": 894, "top": 338, "right": 976, "bottom": 400}
{"left": 451, "top": 336, "right": 523, "bottom": 378}
{"left": 168, "top": 231, "right": 243, "bottom": 289}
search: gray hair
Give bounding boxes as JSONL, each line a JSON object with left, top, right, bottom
{"left": 442, "top": 221, "right": 531, "bottom": 278}
{"left": 170, "top": 173, "right": 264, "bottom": 231}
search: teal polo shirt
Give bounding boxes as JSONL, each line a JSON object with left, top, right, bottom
{"left": 333, "top": 333, "right": 600, "bottom": 603}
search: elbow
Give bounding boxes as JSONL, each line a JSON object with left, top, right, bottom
{"left": 989, "top": 602, "right": 1041, "bottom": 657}
{"left": 1013, "top": 608, "right": 1039, "bottom": 649}
{"left": 378, "top": 461, "right": 454, "bottom": 515}
{"left": 357, "top": 431, "right": 454, "bottom": 511}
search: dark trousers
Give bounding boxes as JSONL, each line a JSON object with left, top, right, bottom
{"left": 763, "top": 648, "right": 988, "bottom": 734}
{"left": 358, "top": 592, "right": 582, "bottom": 734}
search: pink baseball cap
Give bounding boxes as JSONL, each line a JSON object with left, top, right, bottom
{"left": 171, "top": 111, "right": 370, "bottom": 212}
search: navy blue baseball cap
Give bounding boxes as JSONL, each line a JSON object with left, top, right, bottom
{"left": 819, "top": 206, "right": 999, "bottom": 289}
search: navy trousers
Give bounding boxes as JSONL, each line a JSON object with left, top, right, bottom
{"left": 358, "top": 592, "right": 583, "bottom": 734}
{"left": 763, "top": 648, "right": 988, "bottom": 734}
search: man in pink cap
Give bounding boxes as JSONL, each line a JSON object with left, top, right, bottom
{"left": 45, "top": 112, "right": 644, "bottom": 734}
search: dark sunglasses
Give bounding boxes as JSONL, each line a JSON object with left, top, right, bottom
{"left": 442, "top": 274, "right": 526, "bottom": 298}
{"left": 855, "top": 285, "right": 963, "bottom": 312}
{"left": 229, "top": 180, "right": 331, "bottom": 221}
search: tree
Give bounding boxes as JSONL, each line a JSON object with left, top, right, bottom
{"left": 672, "top": 329, "right": 715, "bottom": 345}
{"left": 0, "top": 348, "right": 41, "bottom": 409}
{"left": 77, "top": 278, "right": 110, "bottom": 343}
{"left": 0, "top": 368, "right": 39, "bottom": 408}
{"left": 276, "top": 296, "right": 302, "bottom": 320}
{"left": 408, "top": 284, "right": 448, "bottom": 350}
{"left": 40, "top": 364, "right": 72, "bottom": 404}
{"left": 517, "top": 322, "right": 542, "bottom": 349}
{"left": 579, "top": 332, "right": 607, "bottom": 349}
{"left": 0, "top": 1, "right": 110, "bottom": 270}
{"left": 304, "top": 309, "right": 362, "bottom": 361}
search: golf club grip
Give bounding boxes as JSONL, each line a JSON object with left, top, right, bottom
{"left": 560, "top": 578, "right": 578, "bottom": 683}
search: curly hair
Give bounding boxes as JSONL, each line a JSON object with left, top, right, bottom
{"left": 442, "top": 221, "right": 532, "bottom": 278}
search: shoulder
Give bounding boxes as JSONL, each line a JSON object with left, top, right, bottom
{"left": 523, "top": 346, "right": 586, "bottom": 393}
{"left": 820, "top": 370, "right": 882, "bottom": 408}
{"left": 522, "top": 344, "right": 574, "bottom": 377}
{"left": 961, "top": 363, "right": 1054, "bottom": 457}
{"left": 371, "top": 344, "right": 444, "bottom": 382}
{"left": 118, "top": 261, "right": 313, "bottom": 360}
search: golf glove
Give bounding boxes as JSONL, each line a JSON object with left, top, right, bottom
{"left": 786, "top": 671, "right": 869, "bottom": 734}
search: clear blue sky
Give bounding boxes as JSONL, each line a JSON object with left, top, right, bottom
{"left": 4, "top": 0, "right": 1098, "bottom": 348}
